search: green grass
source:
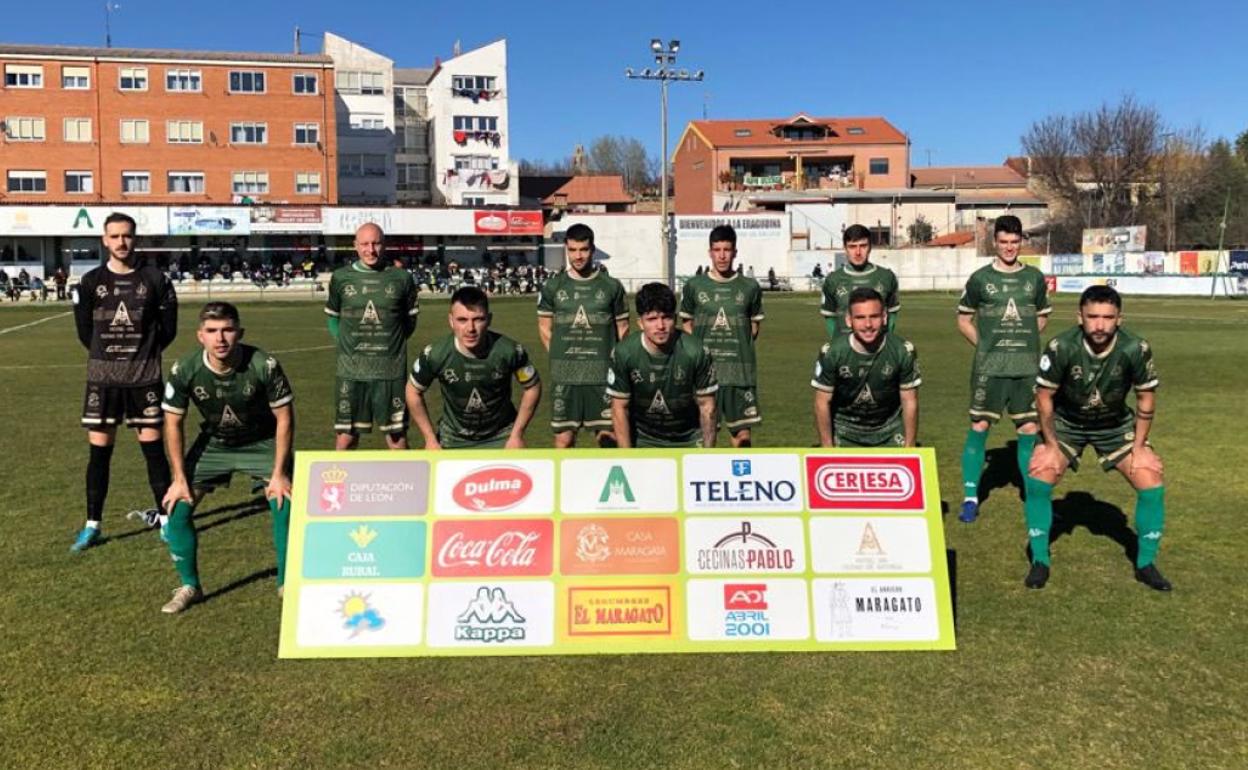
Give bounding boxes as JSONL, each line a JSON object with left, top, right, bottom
{"left": 2, "top": 293, "right": 1246, "bottom": 768}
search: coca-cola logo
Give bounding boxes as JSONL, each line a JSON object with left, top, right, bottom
{"left": 432, "top": 520, "right": 553, "bottom": 577}
{"left": 805, "top": 456, "right": 926, "bottom": 511}
{"left": 452, "top": 465, "right": 533, "bottom": 511}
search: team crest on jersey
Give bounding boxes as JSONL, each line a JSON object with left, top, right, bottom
{"left": 712, "top": 308, "right": 731, "bottom": 331}
{"left": 1001, "top": 298, "right": 1021, "bottom": 322}
{"left": 647, "top": 391, "right": 671, "bottom": 415}
{"left": 465, "top": 388, "right": 486, "bottom": 412}
{"left": 595, "top": 289, "right": 605, "bottom": 301}
{"left": 136, "top": 282, "right": 148, "bottom": 298}
{"left": 882, "top": 363, "right": 895, "bottom": 377}
{"left": 219, "top": 405, "right": 243, "bottom": 428}
{"left": 243, "top": 383, "right": 256, "bottom": 397}
{"left": 556, "top": 290, "right": 569, "bottom": 302}
{"left": 673, "top": 366, "right": 686, "bottom": 384}
{"left": 836, "top": 285, "right": 848, "bottom": 297}
{"left": 572, "top": 305, "right": 591, "bottom": 329}
{"left": 1023, "top": 282, "right": 1034, "bottom": 294}
{"left": 344, "top": 285, "right": 358, "bottom": 297}
{"left": 735, "top": 291, "right": 745, "bottom": 304}
{"left": 1085, "top": 387, "right": 1104, "bottom": 409}
{"left": 361, "top": 301, "right": 381, "bottom": 325}
{"left": 111, "top": 301, "right": 133, "bottom": 328}
{"left": 385, "top": 283, "right": 397, "bottom": 296}
{"left": 853, "top": 384, "right": 876, "bottom": 406}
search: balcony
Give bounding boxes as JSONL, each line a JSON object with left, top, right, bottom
{"left": 452, "top": 129, "right": 502, "bottom": 148}
{"left": 720, "top": 158, "right": 859, "bottom": 193}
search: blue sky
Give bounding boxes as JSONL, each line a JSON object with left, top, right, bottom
{"left": 5, "top": 0, "right": 1244, "bottom": 167}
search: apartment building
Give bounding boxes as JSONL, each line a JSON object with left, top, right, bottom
{"left": 321, "top": 32, "right": 394, "bottom": 204}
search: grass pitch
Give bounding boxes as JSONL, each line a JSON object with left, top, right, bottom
{"left": 1, "top": 292, "right": 1245, "bottom": 768}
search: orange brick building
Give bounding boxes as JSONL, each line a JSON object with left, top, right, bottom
{"left": 0, "top": 43, "right": 337, "bottom": 205}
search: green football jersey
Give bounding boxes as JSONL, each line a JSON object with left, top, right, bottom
{"left": 162, "top": 344, "right": 294, "bottom": 448}
{"left": 606, "top": 330, "right": 718, "bottom": 446}
{"left": 679, "top": 271, "right": 764, "bottom": 386}
{"left": 958, "top": 263, "right": 1052, "bottom": 377}
{"left": 409, "top": 331, "right": 539, "bottom": 445}
{"left": 325, "top": 261, "right": 419, "bottom": 381}
{"left": 1037, "top": 325, "right": 1158, "bottom": 429}
{"left": 536, "top": 268, "right": 628, "bottom": 384}
{"left": 820, "top": 263, "right": 901, "bottom": 335}
{"left": 811, "top": 332, "right": 920, "bottom": 431}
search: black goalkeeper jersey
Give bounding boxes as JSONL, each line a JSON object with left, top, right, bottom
{"left": 73, "top": 263, "right": 177, "bottom": 386}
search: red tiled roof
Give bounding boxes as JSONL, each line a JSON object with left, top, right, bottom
{"left": 543, "top": 175, "right": 634, "bottom": 205}
{"left": 912, "top": 165, "right": 1026, "bottom": 188}
{"left": 688, "top": 115, "right": 907, "bottom": 148}
{"left": 925, "top": 231, "right": 975, "bottom": 247}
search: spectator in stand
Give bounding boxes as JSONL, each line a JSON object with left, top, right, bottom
{"left": 31, "top": 276, "right": 47, "bottom": 302}
{"left": 767, "top": 267, "right": 778, "bottom": 290}
{"left": 54, "top": 267, "right": 69, "bottom": 301}
{"left": 0, "top": 268, "right": 10, "bottom": 302}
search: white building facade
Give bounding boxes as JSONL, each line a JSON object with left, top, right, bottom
{"left": 322, "top": 32, "right": 396, "bottom": 204}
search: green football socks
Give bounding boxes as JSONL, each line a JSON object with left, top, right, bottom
{"left": 166, "top": 500, "right": 200, "bottom": 588}
{"left": 961, "top": 428, "right": 988, "bottom": 500}
{"left": 824, "top": 317, "right": 838, "bottom": 337}
{"left": 1016, "top": 433, "right": 1038, "bottom": 483}
{"left": 268, "top": 496, "right": 291, "bottom": 587}
{"left": 1024, "top": 477, "right": 1054, "bottom": 565}
{"left": 1135, "top": 486, "right": 1166, "bottom": 568}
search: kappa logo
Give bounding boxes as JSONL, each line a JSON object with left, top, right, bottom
{"left": 452, "top": 465, "right": 533, "bottom": 512}
{"left": 806, "top": 456, "right": 925, "bottom": 510}
{"left": 454, "top": 586, "right": 527, "bottom": 643}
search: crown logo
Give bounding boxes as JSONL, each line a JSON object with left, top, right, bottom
{"left": 348, "top": 525, "right": 378, "bottom": 549}
{"left": 321, "top": 465, "right": 349, "bottom": 484}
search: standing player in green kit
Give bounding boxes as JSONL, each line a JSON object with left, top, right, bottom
{"left": 537, "top": 224, "right": 629, "bottom": 447}
{"left": 159, "top": 303, "right": 295, "bottom": 613}
{"left": 956, "top": 215, "right": 1051, "bottom": 523}
{"left": 820, "top": 224, "right": 900, "bottom": 336}
{"left": 1023, "top": 285, "right": 1171, "bottom": 591}
{"left": 679, "top": 224, "right": 764, "bottom": 447}
{"left": 325, "top": 223, "right": 419, "bottom": 450}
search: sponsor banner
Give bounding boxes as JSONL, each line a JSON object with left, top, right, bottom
{"left": 323, "top": 207, "right": 481, "bottom": 236}
{"left": 1230, "top": 250, "right": 1248, "bottom": 274}
{"left": 169, "top": 206, "right": 250, "bottom": 235}
{"left": 684, "top": 517, "right": 806, "bottom": 575}
{"left": 1082, "top": 225, "right": 1146, "bottom": 254}
{"left": 295, "top": 583, "right": 424, "bottom": 648}
{"left": 1055, "top": 275, "right": 1226, "bottom": 296}
{"left": 303, "top": 521, "right": 427, "bottom": 579}
{"left": 431, "top": 519, "right": 554, "bottom": 577}
{"left": 808, "top": 517, "right": 931, "bottom": 574}
{"left": 675, "top": 214, "right": 786, "bottom": 240}
{"left": 433, "top": 460, "right": 555, "bottom": 515}
{"left": 682, "top": 454, "right": 803, "bottom": 513}
{"left": 1179, "top": 251, "right": 1199, "bottom": 275}
{"left": 811, "top": 578, "right": 939, "bottom": 643}
{"left": 805, "top": 455, "right": 926, "bottom": 512}
{"left": 426, "top": 581, "right": 556, "bottom": 648}
{"left": 0, "top": 205, "right": 167, "bottom": 236}
{"left": 473, "top": 209, "right": 543, "bottom": 235}
{"left": 565, "top": 585, "right": 674, "bottom": 637}
{"left": 685, "top": 579, "right": 810, "bottom": 641}
{"left": 560, "top": 459, "right": 679, "bottom": 514}
{"left": 560, "top": 517, "right": 680, "bottom": 575}
{"left": 307, "top": 461, "right": 430, "bottom": 517}
{"left": 249, "top": 206, "right": 324, "bottom": 232}
{"left": 1051, "top": 253, "right": 1085, "bottom": 275}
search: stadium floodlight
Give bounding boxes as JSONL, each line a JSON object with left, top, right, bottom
{"left": 669, "top": 39, "right": 680, "bottom": 53}
{"left": 679, "top": 69, "right": 688, "bottom": 79}
{"left": 695, "top": 70, "right": 704, "bottom": 80}
{"left": 650, "top": 38, "right": 662, "bottom": 52}
{"left": 625, "top": 67, "right": 634, "bottom": 77}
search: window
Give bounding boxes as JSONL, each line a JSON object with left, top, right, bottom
{"left": 232, "top": 171, "right": 269, "bottom": 194}
{"left": 5, "top": 65, "right": 43, "bottom": 88}
{"left": 119, "top": 67, "right": 148, "bottom": 90}
{"left": 293, "top": 73, "right": 318, "bottom": 94}
{"left": 295, "top": 172, "right": 321, "bottom": 194}
{"left": 847, "top": 126, "right": 865, "bottom": 135}
{"left": 167, "top": 172, "right": 205, "bottom": 193}
{"left": 339, "top": 154, "right": 387, "bottom": 177}
{"left": 452, "top": 116, "right": 499, "bottom": 131}
{"left": 335, "top": 70, "right": 383, "bottom": 95}
{"left": 452, "top": 75, "right": 497, "bottom": 92}
{"left": 120, "top": 119, "right": 149, "bottom": 143}
{"left": 63, "top": 118, "right": 92, "bottom": 142}
{"left": 228, "top": 71, "right": 265, "bottom": 93}
{"left": 7, "top": 171, "right": 46, "bottom": 192}
{"left": 398, "top": 124, "right": 427, "bottom": 152}
{"left": 4, "top": 117, "right": 46, "bottom": 141}
{"left": 167, "top": 120, "right": 203, "bottom": 143}
{"left": 165, "top": 69, "right": 202, "bottom": 92}
{"left": 65, "top": 171, "right": 93, "bottom": 193}
{"left": 293, "top": 122, "right": 319, "bottom": 145}
{"left": 62, "top": 66, "right": 90, "bottom": 89}
{"left": 733, "top": 128, "right": 752, "bottom": 137}
{"left": 869, "top": 157, "right": 890, "bottom": 175}
{"left": 453, "top": 155, "right": 499, "bottom": 171}
{"left": 230, "top": 122, "right": 267, "bottom": 144}
{"left": 397, "top": 163, "right": 429, "bottom": 192}
{"left": 349, "top": 113, "right": 385, "bottom": 131}
{"left": 122, "top": 171, "right": 150, "bottom": 194}
{"left": 462, "top": 196, "right": 485, "bottom": 206}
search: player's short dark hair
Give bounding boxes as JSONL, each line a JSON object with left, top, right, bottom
{"left": 994, "top": 215, "right": 1024, "bottom": 237}
{"left": 1079, "top": 284, "right": 1122, "bottom": 310}
{"left": 450, "top": 286, "right": 490, "bottom": 313}
{"left": 709, "top": 224, "right": 736, "bottom": 248}
{"left": 565, "top": 223, "right": 594, "bottom": 248}
{"left": 636, "top": 282, "right": 676, "bottom": 316}
{"left": 199, "top": 301, "right": 241, "bottom": 325}
{"left": 847, "top": 287, "right": 885, "bottom": 310}
{"left": 843, "top": 224, "right": 872, "bottom": 244}
{"left": 103, "top": 212, "right": 137, "bottom": 234}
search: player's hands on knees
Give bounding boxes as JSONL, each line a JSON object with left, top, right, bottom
{"left": 163, "top": 479, "right": 193, "bottom": 513}
{"left": 1130, "top": 447, "right": 1164, "bottom": 476}
{"left": 266, "top": 474, "right": 292, "bottom": 506}
{"left": 505, "top": 435, "right": 526, "bottom": 450}
{"left": 1028, "top": 444, "right": 1063, "bottom": 479}
{"left": 423, "top": 437, "right": 442, "bottom": 451}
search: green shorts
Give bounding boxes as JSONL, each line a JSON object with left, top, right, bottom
{"left": 186, "top": 436, "right": 287, "bottom": 491}
{"left": 635, "top": 431, "right": 700, "bottom": 449}
{"left": 1054, "top": 415, "right": 1145, "bottom": 472}
{"left": 550, "top": 382, "right": 612, "bottom": 433}
{"left": 834, "top": 414, "right": 905, "bottom": 448}
{"left": 717, "top": 385, "right": 762, "bottom": 435}
{"left": 439, "top": 424, "right": 513, "bottom": 450}
{"left": 968, "top": 373, "right": 1037, "bottom": 426}
{"left": 334, "top": 376, "right": 407, "bottom": 435}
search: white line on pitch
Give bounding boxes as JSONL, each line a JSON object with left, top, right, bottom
{"left": 0, "top": 311, "right": 71, "bottom": 336}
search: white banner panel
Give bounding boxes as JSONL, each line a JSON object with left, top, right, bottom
{"left": 559, "top": 458, "right": 679, "bottom": 514}
{"left": 811, "top": 578, "right": 939, "bottom": 643}
{"left": 681, "top": 454, "right": 803, "bottom": 513}
{"left": 684, "top": 517, "right": 806, "bottom": 575}
{"left": 433, "top": 460, "right": 556, "bottom": 516}
{"left": 425, "top": 581, "right": 555, "bottom": 648}
{"left": 295, "top": 583, "right": 424, "bottom": 648}
{"left": 809, "top": 517, "right": 932, "bottom": 574}
{"left": 685, "top": 578, "right": 810, "bottom": 641}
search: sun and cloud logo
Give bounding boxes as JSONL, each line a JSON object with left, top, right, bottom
{"left": 338, "top": 590, "right": 386, "bottom": 637}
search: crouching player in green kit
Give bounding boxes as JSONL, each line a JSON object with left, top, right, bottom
{"left": 811, "top": 288, "right": 921, "bottom": 447}
{"left": 159, "top": 302, "right": 295, "bottom": 613}
{"left": 1024, "top": 285, "right": 1171, "bottom": 591}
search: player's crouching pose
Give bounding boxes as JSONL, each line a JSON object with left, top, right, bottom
{"left": 1023, "top": 286, "right": 1171, "bottom": 591}
{"left": 159, "top": 303, "right": 295, "bottom": 613}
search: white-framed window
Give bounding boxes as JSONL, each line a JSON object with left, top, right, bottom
{"left": 349, "top": 113, "right": 385, "bottom": 131}
{"left": 119, "top": 67, "right": 148, "bottom": 91}
{"left": 120, "top": 119, "right": 149, "bottom": 143}
{"left": 232, "top": 171, "right": 269, "bottom": 194}
{"left": 121, "top": 171, "right": 150, "bottom": 194}
{"left": 63, "top": 117, "right": 92, "bottom": 142}
{"left": 451, "top": 75, "right": 496, "bottom": 92}
{"left": 453, "top": 155, "right": 499, "bottom": 171}
{"left": 293, "top": 73, "right": 318, "bottom": 94}
{"left": 228, "top": 71, "right": 265, "bottom": 93}
{"left": 339, "top": 154, "right": 387, "bottom": 178}
{"left": 7, "top": 170, "right": 47, "bottom": 192}
{"left": 165, "top": 69, "right": 202, "bottom": 92}
{"left": 62, "top": 66, "right": 90, "bottom": 89}
{"left": 167, "top": 171, "right": 205, "bottom": 194}
{"left": 65, "top": 171, "right": 93, "bottom": 194}
{"left": 167, "top": 120, "right": 203, "bottom": 144}
{"left": 4, "top": 65, "right": 43, "bottom": 88}
{"left": 4, "top": 117, "right": 46, "bottom": 141}
{"left": 295, "top": 171, "right": 321, "bottom": 194}
{"left": 452, "top": 115, "right": 499, "bottom": 131}
{"left": 335, "top": 70, "right": 384, "bottom": 95}
{"left": 229, "top": 122, "right": 267, "bottom": 144}
{"left": 462, "top": 196, "right": 485, "bottom": 206}
{"left": 293, "top": 122, "right": 319, "bottom": 145}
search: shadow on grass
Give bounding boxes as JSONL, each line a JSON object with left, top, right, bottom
{"left": 947, "top": 549, "right": 958, "bottom": 627}
{"left": 1050, "top": 491, "right": 1137, "bottom": 566}
{"left": 202, "top": 567, "right": 278, "bottom": 603}
{"left": 978, "top": 441, "right": 1024, "bottom": 507}
{"left": 99, "top": 497, "right": 270, "bottom": 545}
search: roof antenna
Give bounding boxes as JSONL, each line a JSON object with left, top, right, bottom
{"left": 104, "top": 2, "right": 120, "bottom": 48}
